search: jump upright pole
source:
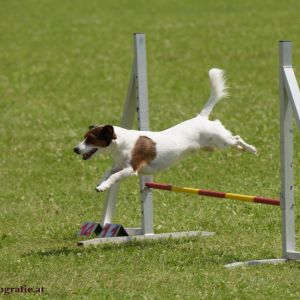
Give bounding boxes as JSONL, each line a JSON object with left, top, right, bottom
{"left": 145, "top": 182, "right": 280, "bottom": 206}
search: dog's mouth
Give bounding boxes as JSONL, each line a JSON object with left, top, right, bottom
{"left": 83, "top": 148, "right": 98, "bottom": 160}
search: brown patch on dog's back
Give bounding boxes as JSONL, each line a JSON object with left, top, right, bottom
{"left": 131, "top": 136, "right": 157, "bottom": 171}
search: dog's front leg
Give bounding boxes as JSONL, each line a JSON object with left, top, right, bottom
{"left": 96, "top": 167, "right": 137, "bottom": 192}
{"left": 97, "top": 166, "right": 122, "bottom": 186}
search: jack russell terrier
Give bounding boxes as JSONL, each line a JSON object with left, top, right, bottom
{"left": 74, "top": 68, "right": 256, "bottom": 192}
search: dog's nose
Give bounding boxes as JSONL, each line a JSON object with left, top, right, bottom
{"left": 73, "top": 147, "right": 80, "bottom": 154}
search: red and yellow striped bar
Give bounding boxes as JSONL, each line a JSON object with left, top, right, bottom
{"left": 145, "top": 182, "right": 280, "bottom": 206}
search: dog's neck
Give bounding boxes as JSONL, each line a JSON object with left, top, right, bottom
{"left": 104, "top": 132, "right": 126, "bottom": 160}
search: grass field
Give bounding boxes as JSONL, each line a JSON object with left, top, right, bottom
{"left": 2, "top": 0, "right": 300, "bottom": 298}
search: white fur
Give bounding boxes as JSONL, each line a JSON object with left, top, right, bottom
{"left": 75, "top": 68, "right": 256, "bottom": 192}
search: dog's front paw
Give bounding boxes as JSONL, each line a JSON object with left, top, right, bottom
{"left": 95, "top": 182, "right": 110, "bottom": 193}
{"left": 95, "top": 186, "right": 104, "bottom": 193}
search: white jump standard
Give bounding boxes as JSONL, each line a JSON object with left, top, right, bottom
{"left": 225, "top": 40, "right": 300, "bottom": 268}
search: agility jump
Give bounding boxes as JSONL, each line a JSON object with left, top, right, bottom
{"left": 78, "top": 35, "right": 300, "bottom": 269}
{"left": 145, "top": 182, "right": 280, "bottom": 206}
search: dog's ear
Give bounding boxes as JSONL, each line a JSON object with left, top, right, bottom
{"left": 89, "top": 125, "right": 97, "bottom": 130}
{"left": 102, "top": 125, "right": 117, "bottom": 144}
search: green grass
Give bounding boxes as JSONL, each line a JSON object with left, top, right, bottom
{"left": 2, "top": 0, "right": 300, "bottom": 298}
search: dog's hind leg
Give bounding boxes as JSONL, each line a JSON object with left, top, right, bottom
{"left": 231, "top": 135, "right": 257, "bottom": 154}
{"left": 96, "top": 167, "right": 137, "bottom": 192}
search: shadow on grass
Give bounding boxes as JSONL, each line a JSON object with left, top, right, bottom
{"left": 23, "top": 237, "right": 281, "bottom": 269}
{"left": 24, "top": 236, "right": 206, "bottom": 258}
{"left": 24, "top": 246, "right": 91, "bottom": 257}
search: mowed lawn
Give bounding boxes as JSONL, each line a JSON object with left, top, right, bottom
{"left": 1, "top": 0, "right": 300, "bottom": 298}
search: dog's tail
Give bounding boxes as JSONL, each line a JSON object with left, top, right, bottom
{"left": 198, "top": 68, "right": 228, "bottom": 118}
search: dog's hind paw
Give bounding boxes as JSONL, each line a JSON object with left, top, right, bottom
{"left": 250, "top": 145, "right": 257, "bottom": 155}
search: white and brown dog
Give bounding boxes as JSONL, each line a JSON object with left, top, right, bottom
{"left": 74, "top": 69, "right": 256, "bottom": 192}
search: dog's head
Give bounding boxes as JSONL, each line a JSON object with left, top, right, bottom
{"left": 73, "top": 125, "right": 117, "bottom": 160}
